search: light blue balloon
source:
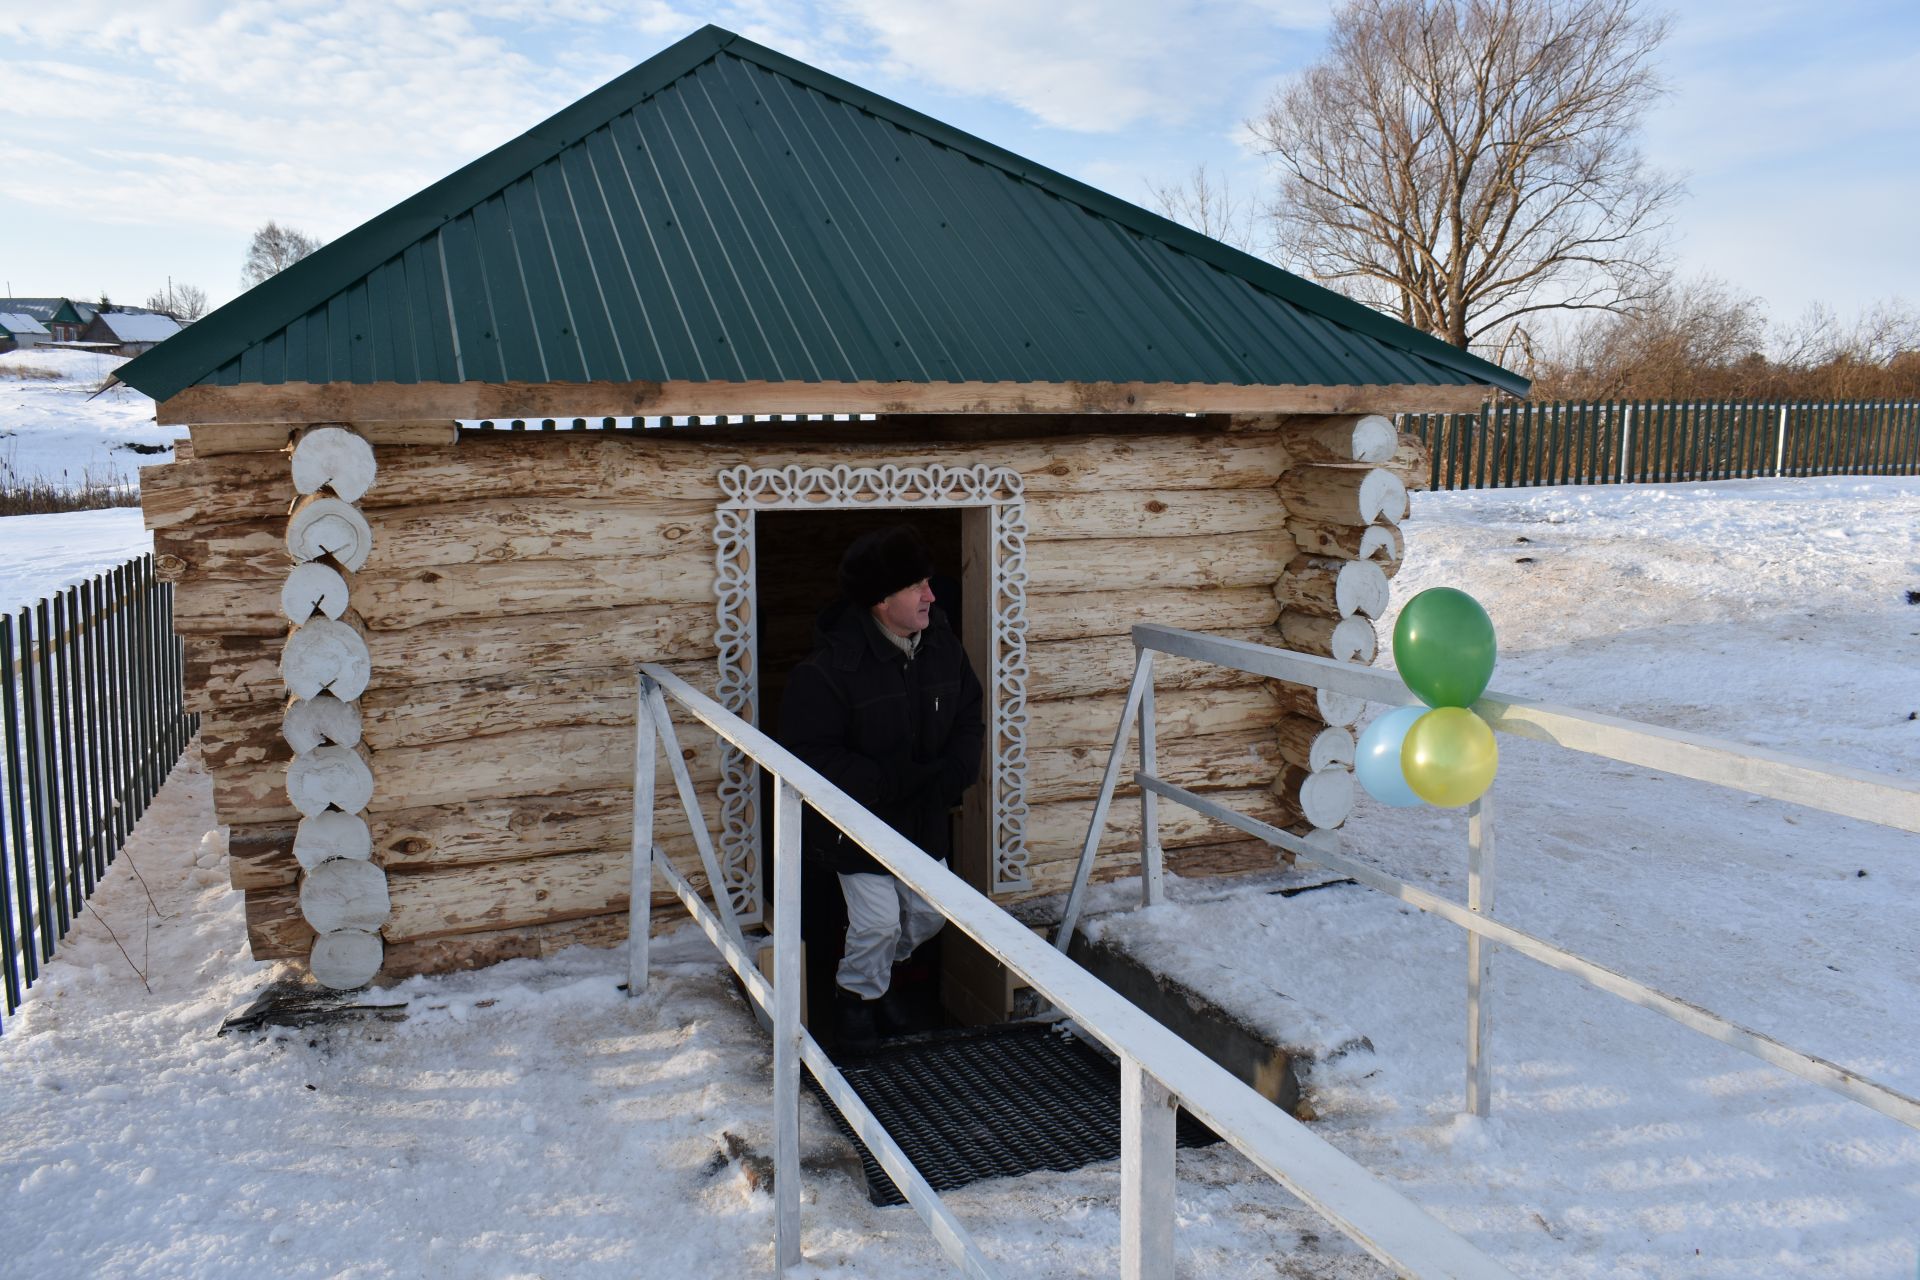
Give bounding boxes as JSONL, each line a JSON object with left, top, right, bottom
{"left": 1356, "top": 706, "right": 1427, "bottom": 808}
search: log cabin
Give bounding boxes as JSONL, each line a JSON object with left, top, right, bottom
{"left": 113, "top": 25, "right": 1527, "bottom": 998}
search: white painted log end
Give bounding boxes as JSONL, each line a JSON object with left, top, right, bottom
{"left": 287, "top": 496, "right": 373, "bottom": 572}
{"left": 1332, "top": 559, "right": 1392, "bottom": 620}
{"left": 1315, "top": 687, "right": 1365, "bottom": 728}
{"left": 282, "top": 693, "right": 363, "bottom": 753}
{"left": 294, "top": 810, "right": 373, "bottom": 871}
{"left": 281, "top": 618, "right": 371, "bottom": 702}
{"left": 286, "top": 743, "right": 375, "bottom": 817}
{"left": 1309, "top": 726, "right": 1356, "bottom": 773}
{"left": 1298, "top": 767, "right": 1354, "bottom": 829}
{"left": 292, "top": 426, "right": 378, "bottom": 503}
{"left": 1359, "top": 470, "right": 1410, "bottom": 524}
{"left": 280, "top": 561, "right": 350, "bottom": 624}
{"left": 310, "top": 928, "right": 384, "bottom": 990}
{"left": 299, "top": 856, "right": 392, "bottom": 934}
{"left": 1357, "top": 523, "right": 1403, "bottom": 563}
{"left": 1348, "top": 415, "right": 1398, "bottom": 463}
{"left": 1328, "top": 615, "right": 1378, "bottom": 665}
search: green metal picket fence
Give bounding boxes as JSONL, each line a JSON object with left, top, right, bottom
{"left": 1403, "top": 400, "right": 1920, "bottom": 491}
{"left": 0, "top": 555, "right": 198, "bottom": 1029}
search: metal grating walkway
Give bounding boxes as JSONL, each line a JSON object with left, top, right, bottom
{"left": 815, "top": 1022, "right": 1219, "bottom": 1205}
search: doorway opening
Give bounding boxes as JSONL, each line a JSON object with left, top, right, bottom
{"left": 754, "top": 508, "right": 978, "bottom": 1042}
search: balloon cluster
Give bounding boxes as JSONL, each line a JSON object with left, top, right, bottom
{"left": 1356, "top": 588, "right": 1500, "bottom": 809}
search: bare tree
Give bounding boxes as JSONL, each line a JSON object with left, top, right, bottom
{"left": 242, "top": 221, "right": 325, "bottom": 289}
{"left": 145, "top": 281, "right": 209, "bottom": 322}
{"left": 1773, "top": 299, "right": 1920, "bottom": 399}
{"left": 1249, "top": 0, "right": 1682, "bottom": 350}
{"left": 1534, "top": 275, "right": 1766, "bottom": 399}
{"left": 1146, "top": 163, "right": 1260, "bottom": 255}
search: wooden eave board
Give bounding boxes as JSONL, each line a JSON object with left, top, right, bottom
{"left": 158, "top": 378, "right": 1492, "bottom": 426}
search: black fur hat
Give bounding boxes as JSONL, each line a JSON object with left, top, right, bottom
{"left": 838, "top": 525, "right": 934, "bottom": 607}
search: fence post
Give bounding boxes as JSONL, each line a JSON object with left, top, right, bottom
{"left": 1138, "top": 650, "right": 1163, "bottom": 907}
{"left": 1465, "top": 794, "right": 1497, "bottom": 1117}
{"left": 1120, "top": 1056, "right": 1177, "bottom": 1280}
{"left": 772, "top": 774, "right": 805, "bottom": 1272}
{"left": 1617, "top": 403, "right": 1633, "bottom": 483}
{"left": 628, "top": 673, "right": 658, "bottom": 996}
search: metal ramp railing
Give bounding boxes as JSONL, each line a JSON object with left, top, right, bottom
{"left": 1055, "top": 624, "right": 1920, "bottom": 1131}
{"left": 628, "top": 663, "right": 1517, "bottom": 1280}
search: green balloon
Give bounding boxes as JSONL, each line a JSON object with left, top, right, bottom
{"left": 1392, "top": 587, "right": 1497, "bottom": 708}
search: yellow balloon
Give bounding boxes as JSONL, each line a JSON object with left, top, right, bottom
{"left": 1400, "top": 707, "right": 1499, "bottom": 807}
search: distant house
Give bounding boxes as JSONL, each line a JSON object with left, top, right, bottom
{"left": 0, "top": 311, "right": 52, "bottom": 352}
{"left": 81, "top": 310, "right": 183, "bottom": 356}
{"left": 1, "top": 298, "right": 177, "bottom": 344}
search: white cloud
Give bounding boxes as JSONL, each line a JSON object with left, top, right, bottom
{"left": 825, "top": 0, "right": 1322, "bottom": 133}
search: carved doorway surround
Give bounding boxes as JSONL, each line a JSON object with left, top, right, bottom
{"left": 712, "top": 463, "right": 1032, "bottom": 923}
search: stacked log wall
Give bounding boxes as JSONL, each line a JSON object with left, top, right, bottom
{"left": 149, "top": 418, "right": 1430, "bottom": 978}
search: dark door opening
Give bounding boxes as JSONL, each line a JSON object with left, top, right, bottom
{"left": 754, "top": 508, "right": 986, "bottom": 1046}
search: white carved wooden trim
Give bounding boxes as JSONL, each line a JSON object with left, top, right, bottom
{"left": 713, "top": 463, "right": 1032, "bottom": 908}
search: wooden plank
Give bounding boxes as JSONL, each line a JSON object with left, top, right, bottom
{"left": 359, "top": 604, "right": 716, "bottom": 685}
{"left": 382, "top": 849, "right": 631, "bottom": 943}
{"left": 359, "top": 661, "right": 712, "bottom": 751}
{"left": 1024, "top": 632, "right": 1268, "bottom": 703}
{"left": 370, "top": 786, "right": 700, "bottom": 872}
{"left": 1029, "top": 685, "right": 1279, "bottom": 749}
{"left": 1024, "top": 488, "right": 1287, "bottom": 542}
{"left": 209, "top": 757, "right": 299, "bottom": 827}
{"left": 229, "top": 822, "right": 298, "bottom": 890}
{"left": 157, "top": 378, "right": 1495, "bottom": 425}
{"left": 182, "top": 604, "right": 716, "bottom": 709}
{"left": 140, "top": 429, "right": 1302, "bottom": 537}
{"left": 366, "top": 721, "right": 722, "bottom": 813}
{"left": 1026, "top": 586, "right": 1277, "bottom": 643}
{"left": 1028, "top": 728, "right": 1281, "bottom": 805}
{"left": 189, "top": 420, "right": 457, "bottom": 455}
{"left": 413, "top": 429, "right": 1288, "bottom": 499}
{"left": 379, "top": 912, "right": 635, "bottom": 980}
{"left": 351, "top": 552, "right": 714, "bottom": 631}
{"left": 197, "top": 701, "right": 288, "bottom": 773}
{"left": 362, "top": 497, "right": 715, "bottom": 571}
{"left": 1028, "top": 532, "right": 1291, "bottom": 594}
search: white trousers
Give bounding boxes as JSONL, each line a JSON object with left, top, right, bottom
{"left": 836, "top": 869, "right": 946, "bottom": 999}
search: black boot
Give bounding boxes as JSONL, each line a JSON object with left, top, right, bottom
{"left": 835, "top": 988, "right": 881, "bottom": 1050}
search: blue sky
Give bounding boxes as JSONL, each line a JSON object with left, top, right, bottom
{"left": 3, "top": 0, "right": 1915, "bottom": 334}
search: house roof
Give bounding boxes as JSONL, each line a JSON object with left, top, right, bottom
{"left": 116, "top": 25, "right": 1527, "bottom": 406}
{"left": 90, "top": 312, "right": 183, "bottom": 343}
{"left": 1, "top": 298, "right": 71, "bottom": 325}
{"left": 0, "top": 312, "right": 51, "bottom": 337}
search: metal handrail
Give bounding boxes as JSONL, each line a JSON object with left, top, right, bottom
{"left": 630, "top": 662, "right": 1517, "bottom": 1280}
{"left": 1061, "top": 623, "right": 1920, "bottom": 1132}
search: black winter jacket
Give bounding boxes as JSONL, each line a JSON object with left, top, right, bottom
{"left": 777, "top": 602, "right": 986, "bottom": 876}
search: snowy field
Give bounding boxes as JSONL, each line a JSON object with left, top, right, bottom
{"left": 0, "top": 347, "right": 182, "bottom": 493}
{"left": 0, "top": 474, "right": 1915, "bottom": 1278}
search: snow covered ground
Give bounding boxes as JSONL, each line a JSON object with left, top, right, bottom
{"left": 0, "top": 347, "right": 182, "bottom": 492}
{"left": 0, "top": 508, "right": 153, "bottom": 614}
{"left": 0, "top": 475, "right": 1915, "bottom": 1278}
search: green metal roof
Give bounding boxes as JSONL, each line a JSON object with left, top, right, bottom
{"left": 116, "top": 25, "right": 1528, "bottom": 404}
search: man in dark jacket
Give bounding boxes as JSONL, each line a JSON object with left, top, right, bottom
{"left": 777, "top": 525, "right": 985, "bottom": 1045}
